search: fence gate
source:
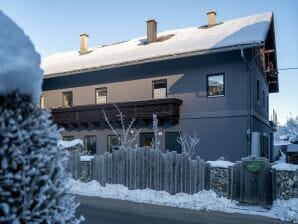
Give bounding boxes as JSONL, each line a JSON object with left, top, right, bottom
{"left": 239, "top": 157, "right": 272, "bottom": 205}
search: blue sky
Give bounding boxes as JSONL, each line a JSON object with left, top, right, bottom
{"left": 1, "top": 0, "right": 297, "bottom": 124}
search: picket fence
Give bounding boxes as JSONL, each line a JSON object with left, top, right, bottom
{"left": 66, "top": 147, "right": 285, "bottom": 205}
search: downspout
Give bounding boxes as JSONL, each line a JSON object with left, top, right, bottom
{"left": 241, "top": 48, "right": 252, "bottom": 156}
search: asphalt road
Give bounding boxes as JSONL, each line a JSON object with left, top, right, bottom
{"left": 75, "top": 195, "right": 289, "bottom": 224}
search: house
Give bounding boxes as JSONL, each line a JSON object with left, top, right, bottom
{"left": 41, "top": 11, "right": 279, "bottom": 161}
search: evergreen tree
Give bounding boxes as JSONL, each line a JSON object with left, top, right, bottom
{"left": 0, "top": 92, "right": 82, "bottom": 224}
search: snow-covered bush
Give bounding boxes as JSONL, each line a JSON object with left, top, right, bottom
{"left": 0, "top": 93, "right": 82, "bottom": 223}
{"left": 102, "top": 104, "right": 140, "bottom": 149}
{"left": 0, "top": 10, "right": 81, "bottom": 223}
{"left": 177, "top": 132, "right": 200, "bottom": 159}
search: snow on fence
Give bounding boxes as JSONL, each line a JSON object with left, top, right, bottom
{"left": 67, "top": 148, "right": 298, "bottom": 205}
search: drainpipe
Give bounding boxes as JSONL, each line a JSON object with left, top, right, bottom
{"left": 241, "top": 48, "right": 252, "bottom": 156}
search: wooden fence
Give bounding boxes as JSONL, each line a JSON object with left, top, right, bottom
{"left": 67, "top": 147, "right": 294, "bottom": 205}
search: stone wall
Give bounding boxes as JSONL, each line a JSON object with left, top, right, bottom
{"left": 273, "top": 170, "right": 298, "bottom": 200}
{"left": 209, "top": 167, "right": 230, "bottom": 197}
{"left": 79, "top": 161, "right": 92, "bottom": 183}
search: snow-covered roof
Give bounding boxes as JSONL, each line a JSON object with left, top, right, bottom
{"left": 272, "top": 162, "right": 298, "bottom": 171}
{"left": 287, "top": 144, "right": 298, "bottom": 153}
{"left": 42, "top": 12, "right": 273, "bottom": 77}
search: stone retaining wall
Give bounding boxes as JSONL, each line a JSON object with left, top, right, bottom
{"left": 273, "top": 170, "right": 298, "bottom": 200}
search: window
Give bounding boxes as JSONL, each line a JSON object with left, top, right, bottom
{"left": 140, "top": 132, "right": 154, "bottom": 147}
{"left": 63, "top": 136, "right": 75, "bottom": 141}
{"left": 165, "top": 132, "right": 182, "bottom": 153}
{"left": 262, "top": 90, "right": 265, "bottom": 108}
{"left": 107, "top": 135, "right": 121, "bottom": 152}
{"left": 152, "top": 79, "right": 167, "bottom": 99}
{"left": 257, "top": 80, "right": 260, "bottom": 102}
{"left": 96, "top": 87, "right": 107, "bottom": 104}
{"left": 207, "top": 73, "right": 225, "bottom": 97}
{"left": 84, "top": 135, "right": 97, "bottom": 154}
{"left": 39, "top": 95, "right": 45, "bottom": 109}
{"left": 63, "top": 91, "right": 73, "bottom": 107}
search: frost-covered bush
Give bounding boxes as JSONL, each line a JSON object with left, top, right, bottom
{"left": 0, "top": 93, "right": 82, "bottom": 223}
{"left": 177, "top": 132, "right": 200, "bottom": 159}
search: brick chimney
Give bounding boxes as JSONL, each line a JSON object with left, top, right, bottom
{"left": 80, "top": 33, "right": 89, "bottom": 54}
{"left": 146, "top": 19, "right": 157, "bottom": 43}
{"left": 207, "top": 11, "right": 217, "bottom": 27}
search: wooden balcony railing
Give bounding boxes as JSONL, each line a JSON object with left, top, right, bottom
{"left": 51, "top": 98, "right": 182, "bottom": 129}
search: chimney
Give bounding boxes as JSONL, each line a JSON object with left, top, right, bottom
{"left": 146, "top": 19, "right": 157, "bottom": 43}
{"left": 207, "top": 11, "right": 217, "bottom": 27}
{"left": 80, "top": 33, "right": 89, "bottom": 54}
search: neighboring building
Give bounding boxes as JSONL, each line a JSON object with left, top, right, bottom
{"left": 41, "top": 11, "right": 279, "bottom": 161}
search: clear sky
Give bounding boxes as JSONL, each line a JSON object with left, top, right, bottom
{"left": 1, "top": 0, "right": 297, "bottom": 124}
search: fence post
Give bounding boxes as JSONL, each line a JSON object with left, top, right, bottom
{"left": 175, "top": 154, "right": 183, "bottom": 193}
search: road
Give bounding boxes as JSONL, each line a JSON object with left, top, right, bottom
{"left": 75, "top": 195, "right": 288, "bottom": 224}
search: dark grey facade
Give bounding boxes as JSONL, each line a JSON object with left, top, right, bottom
{"left": 43, "top": 48, "right": 277, "bottom": 161}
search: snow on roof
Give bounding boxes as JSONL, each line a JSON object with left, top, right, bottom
{"left": 42, "top": 12, "right": 272, "bottom": 77}
{"left": 287, "top": 144, "right": 298, "bottom": 153}
{"left": 207, "top": 160, "right": 234, "bottom": 168}
{"left": 272, "top": 162, "right": 298, "bottom": 172}
{"left": 58, "top": 139, "right": 83, "bottom": 148}
{"left": 0, "top": 10, "right": 42, "bottom": 103}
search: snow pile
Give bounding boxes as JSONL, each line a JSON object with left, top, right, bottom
{"left": 68, "top": 179, "right": 237, "bottom": 212}
{"left": 272, "top": 162, "right": 298, "bottom": 171}
{"left": 68, "top": 179, "right": 298, "bottom": 223}
{"left": 0, "top": 10, "right": 42, "bottom": 103}
{"left": 269, "top": 199, "right": 298, "bottom": 223}
{"left": 59, "top": 139, "right": 83, "bottom": 149}
{"left": 80, "top": 156, "right": 94, "bottom": 161}
{"left": 42, "top": 12, "right": 272, "bottom": 76}
{"left": 207, "top": 160, "right": 234, "bottom": 168}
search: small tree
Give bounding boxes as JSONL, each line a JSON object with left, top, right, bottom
{"left": 0, "top": 92, "right": 82, "bottom": 223}
{"left": 102, "top": 104, "right": 140, "bottom": 149}
{"left": 151, "top": 114, "right": 161, "bottom": 151}
{"left": 177, "top": 131, "right": 200, "bottom": 159}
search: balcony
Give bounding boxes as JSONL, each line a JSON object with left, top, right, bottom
{"left": 51, "top": 98, "right": 182, "bottom": 129}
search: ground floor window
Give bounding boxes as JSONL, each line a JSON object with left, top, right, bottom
{"left": 84, "top": 135, "right": 97, "bottom": 154}
{"left": 165, "top": 132, "right": 181, "bottom": 153}
{"left": 63, "top": 136, "right": 75, "bottom": 141}
{"left": 140, "top": 132, "right": 154, "bottom": 147}
{"left": 261, "top": 134, "right": 269, "bottom": 158}
{"left": 107, "top": 135, "right": 121, "bottom": 152}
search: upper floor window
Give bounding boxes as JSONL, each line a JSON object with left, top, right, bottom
{"left": 207, "top": 73, "right": 225, "bottom": 97}
{"left": 63, "top": 91, "right": 73, "bottom": 107}
{"left": 39, "top": 95, "right": 45, "bottom": 109}
{"left": 152, "top": 79, "right": 167, "bottom": 99}
{"left": 257, "top": 80, "right": 260, "bottom": 102}
{"left": 96, "top": 87, "right": 107, "bottom": 104}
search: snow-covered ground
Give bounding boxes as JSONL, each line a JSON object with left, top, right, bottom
{"left": 68, "top": 179, "right": 298, "bottom": 223}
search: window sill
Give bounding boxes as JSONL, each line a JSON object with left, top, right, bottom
{"left": 207, "top": 95, "right": 225, "bottom": 98}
